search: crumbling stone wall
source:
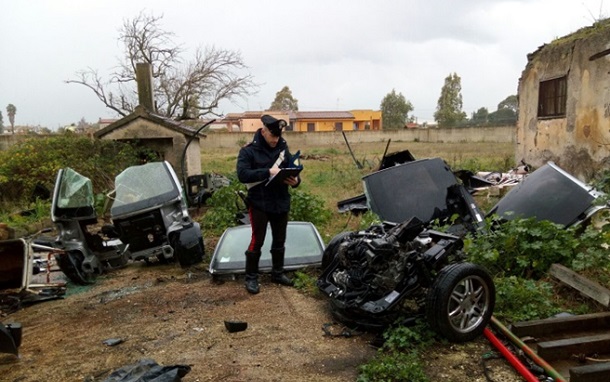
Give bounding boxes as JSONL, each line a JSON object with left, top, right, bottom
{"left": 517, "top": 21, "right": 610, "bottom": 181}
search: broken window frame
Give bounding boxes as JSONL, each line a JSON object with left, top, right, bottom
{"left": 538, "top": 76, "right": 567, "bottom": 119}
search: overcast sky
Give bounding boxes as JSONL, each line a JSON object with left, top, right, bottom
{"left": 1, "top": 0, "right": 608, "bottom": 128}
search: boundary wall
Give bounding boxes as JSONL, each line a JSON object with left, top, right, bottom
{"left": 199, "top": 125, "right": 515, "bottom": 149}
{"left": 0, "top": 125, "right": 515, "bottom": 151}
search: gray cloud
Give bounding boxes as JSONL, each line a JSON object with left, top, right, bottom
{"left": 0, "top": 0, "right": 604, "bottom": 127}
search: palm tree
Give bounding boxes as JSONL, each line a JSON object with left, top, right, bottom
{"left": 6, "top": 104, "right": 16, "bottom": 134}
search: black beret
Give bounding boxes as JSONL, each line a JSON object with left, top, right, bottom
{"left": 261, "top": 114, "right": 287, "bottom": 137}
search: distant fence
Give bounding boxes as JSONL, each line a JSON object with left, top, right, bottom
{"left": 0, "top": 125, "right": 515, "bottom": 151}
{"left": 200, "top": 125, "right": 516, "bottom": 149}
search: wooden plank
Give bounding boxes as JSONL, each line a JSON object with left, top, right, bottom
{"left": 550, "top": 263, "right": 610, "bottom": 307}
{"left": 570, "top": 362, "right": 610, "bottom": 382}
{"left": 537, "top": 333, "right": 610, "bottom": 361}
{"left": 511, "top": 312, "right": 610, "bottom": 338}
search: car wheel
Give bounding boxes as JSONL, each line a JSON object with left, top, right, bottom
{"left": 321, "top": 231, "right": 352, "bottom": 271}
{"left": 425, "top": 262, "right": 495, "bottom": 342}
{"left": 55, "top": 250, "right": 97, "bottom": 285}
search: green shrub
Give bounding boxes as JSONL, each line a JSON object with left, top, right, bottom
{"left": 493, "top": 276, "right": 564, "bottom": 322}
{"left": 358, "top": 211, "right": 382, "bottom": 230}
{"left": 0, "top": 135, "right": 142, "bottom": 202}
{"left": 357, "top": 322, "right": 434, "bottom": 382}
{"left": 570, "top": 222, "right": 610, "bottom": 286}
{"left": 382, "top": 322, "right": 436, "bottom": 353}
{"left": 464, "top": 217, "right": 581, "bottom": 278}
{"left": 289, "top": 188, "right": 332, "bottom": 227}
{"left": 200, "top": 178, "right": 245, "bottom": 236}
{"left": 592, "top": 168, "right": 610, "bottom": 194}
{"left": 358, "top": 351, "right": 428, "bottom": 382}
{"left": 0, "top": 198, "right": 52, "bottom": 234}
{"left": 292, "top": 269, "right": 320, "bottom": 295}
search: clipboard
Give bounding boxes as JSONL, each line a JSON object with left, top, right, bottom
{"left": 265, "top": 167, "right": 302, "bottom": 186}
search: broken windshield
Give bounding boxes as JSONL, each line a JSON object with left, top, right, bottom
{"left": 55, "top": 168, "right": 94, "bottom": 209}
{"left": 51, "top": 167, "right": 96, "bottom": 221}
{"left": 209, "top": 222, "right": 324, "bottom": 275}
{"left": 110, "top": 162, "right": 182, "bottom": 217}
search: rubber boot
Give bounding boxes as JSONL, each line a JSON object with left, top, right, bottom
{"left": 270, "top": 247, "right": 294, "bottom": 286}
{"left": 245, "top": 250, "right": 260, "bottom": 294}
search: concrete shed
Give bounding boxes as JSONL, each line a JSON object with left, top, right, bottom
{"left": 94, "top": 105, "right": 202, "bottom": 180}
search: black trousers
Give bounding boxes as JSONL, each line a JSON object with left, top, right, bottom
{"left": 247, "top": 206, "right": 288, "bottom": 253}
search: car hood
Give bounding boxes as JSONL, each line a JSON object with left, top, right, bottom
{"left": 487, "top": 161, "right": 606, "bottom": 227}
{"left": 363, "top": 158, "right": 606, "bottom": 229}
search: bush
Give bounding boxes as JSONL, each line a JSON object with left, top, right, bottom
{"left": 0, "top": 135, "right": 142, "bottom": 202}
{"left": 493, "top": 276, "right": 564, "bottom": 322}
{"left": 464, "top": 217, "right": 582, "bottom": 279}
{"left": 200, "top": 177, "right": 245, "bottom": 236}
{"left": 292, "top": 269, "right": 320, "bottom": 295}
{"left": 289, "top": 188, "right": 332, "bottom": 227}
{"left": 357, "top": 322, "right": 434, "bottom": 382}
{"left": 357, "top": 351, "right": 427, "bottom": 382}
{"left": 382, "top": 322, "right": 436, "bottom": 353}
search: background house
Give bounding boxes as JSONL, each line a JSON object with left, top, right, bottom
{"left": 216, "top": 109, "right": 382, "bottom": 133}
{"left": 517, "top": 19, "right": 610, "bottom": 181}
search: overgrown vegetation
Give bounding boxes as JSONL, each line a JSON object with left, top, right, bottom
{"left": 355, "top": 212, "right": 610, "bottom": 381}
{"left": 492, "top": 276, "right": 564, "bottom": 322}
{"left": 468, "top": 217, "right": 590, "bottom": 278}
{"left": 292, "top": 269, "right": 320, "bottom": 295}
{"left": 0, "top": 134, "right": 143, "bottom": 203}
{"left": 464, "top": 215, "right": 610, "bottom": 322}
{"left": 357, "top": 322, "right": 435, "bottom": 382}
{"left": 0, "top": 135, "right": 144, "bottom": 230}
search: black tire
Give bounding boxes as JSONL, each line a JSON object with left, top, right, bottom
{"left": 425, "top": 262, "right": 495, "bottom": 342}
{"left": 321, "top": 231, "right": 352, "bottom": 271}
{"left": 55, "top": 250, "right": 97, "bottom": 285}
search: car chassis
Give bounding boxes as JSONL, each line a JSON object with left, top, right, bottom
{"left": 318, "top": 157, "right": 607, "bottom": 342}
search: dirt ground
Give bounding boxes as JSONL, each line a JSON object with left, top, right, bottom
{"left": 1, "top": 260, "right": 521, "bottom": 382}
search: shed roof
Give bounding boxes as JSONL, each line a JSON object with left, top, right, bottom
{"left": 94, "top": 105, "right": 197, "bottom": 138}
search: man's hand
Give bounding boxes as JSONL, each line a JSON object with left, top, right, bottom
{"left": 284, "top": 176, "right": 299, "bottom": 186}
{"left": 269, "top": 167, "right": 281, "bottom": 176}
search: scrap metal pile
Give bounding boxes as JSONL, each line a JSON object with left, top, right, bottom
{"left": 319, "top": 152, "right": 608, "bottom": 342}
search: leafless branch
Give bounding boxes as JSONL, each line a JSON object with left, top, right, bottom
{"left": 66, "top": 11, "right": 257, "bottom": 120}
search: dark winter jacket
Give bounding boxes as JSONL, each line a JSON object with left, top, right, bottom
{"left": 236, "top": 128, "right": 299, "bottom": 214}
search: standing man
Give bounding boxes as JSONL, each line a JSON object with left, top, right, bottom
{"left": 236, "top": 114, "right": 301, "bottom": 294}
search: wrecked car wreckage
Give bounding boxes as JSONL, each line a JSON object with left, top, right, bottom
{"left": 44, "top": 161, "right": 204, "bottom": 285}
{"left": 318, "top": 156, "right": 608, "bottom": 341}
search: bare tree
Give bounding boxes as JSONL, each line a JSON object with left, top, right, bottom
{"left": 66, "top": 11, "right": 257, "bottom": 120}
